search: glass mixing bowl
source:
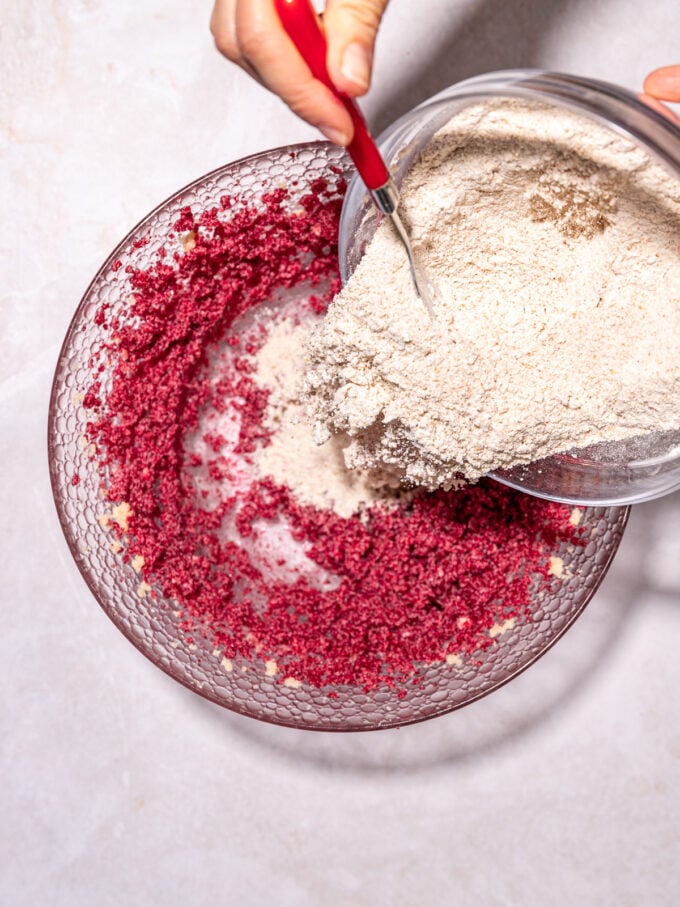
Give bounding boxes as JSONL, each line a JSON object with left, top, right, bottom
{"left": 49, "top": 141, "right": 629, "bottom": 731}
{"left": 339, "top": 69, "right": 680, "bottom": 507}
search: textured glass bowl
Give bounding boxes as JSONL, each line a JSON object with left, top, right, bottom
{"left": 49, "top": 141, "right": 629, "bottom": 731}
{"left": 340, "top": 69, "right": 680, "bottom": 507}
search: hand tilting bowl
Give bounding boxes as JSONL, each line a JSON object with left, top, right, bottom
{"left": 339, "top": 70, "right": 680, "bottom": 507}
{"left": 50, "top": 138, "right": 629, "bottom": 731}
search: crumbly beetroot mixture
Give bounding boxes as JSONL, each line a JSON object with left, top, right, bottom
{"left": 85, "top": 170, "right": 581, "bottom": 692}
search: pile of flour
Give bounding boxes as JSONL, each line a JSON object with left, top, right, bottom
{"left": 304, "top": 99, "right": 680, "bottom": 488}
{"left": 254, "top": 317, "right": 408, "bottom": 517}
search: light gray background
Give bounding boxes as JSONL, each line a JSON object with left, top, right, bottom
{"left": 2, "top": 1, "right": 680, "bottom": 904}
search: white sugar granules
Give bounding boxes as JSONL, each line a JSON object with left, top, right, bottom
{"left": 253, "top": 317, "right": 408, "bottom": 517}
{"left": 304, "top": 99, "right": 680, "bottom": 489}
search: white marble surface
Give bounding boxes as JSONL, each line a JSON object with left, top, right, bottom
{"left": 2, "top": 2, "right": 680, "bottom": 904}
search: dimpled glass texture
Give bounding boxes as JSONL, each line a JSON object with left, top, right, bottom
{"left": 49, "top": 141, "right": 629, "bottom": 732}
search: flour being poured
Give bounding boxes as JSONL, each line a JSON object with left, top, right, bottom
{"left": 304, "top": 99, "right": 680, "bottom": 488}
{"left": 254, "top": 317, "right": 408, "bottom": 517}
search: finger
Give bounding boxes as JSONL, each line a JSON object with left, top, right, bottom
{"left": 643, "top": 65, "right": 680, "bottom": 102}
{"left": 639, "top": 92, "right": 680, "bottom": 127}
{"left": 211, "top": 0, "right": 239, "bottom": 63}
{"left": 236, "top": 0, "right": 354, "bottom": 145}
{"left": 324, "top": 0, "right": 390, "bottom": 96}
{"left": 210, "top": 0, "right": 263, "bottom": 84}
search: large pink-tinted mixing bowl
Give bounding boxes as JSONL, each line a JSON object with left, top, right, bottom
{"left": 49, "top": 141, "right": 629, "bottom": 731}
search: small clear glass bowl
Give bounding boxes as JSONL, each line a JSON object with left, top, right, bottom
{"left": 339, "top": 69, "right": 680, "bottom": 507}
{"left": 49, "top": 141, "right": 629, "bottom": 731}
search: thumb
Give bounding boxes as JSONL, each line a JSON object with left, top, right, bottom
{"left": 643, "top": 65, "right": 680, "bottom": 102}
{"left": 323, "top": 0, "right": 390, "bottom": 97}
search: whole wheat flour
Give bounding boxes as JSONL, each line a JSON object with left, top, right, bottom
{"left": 304, "top": 98, "right": 680, "bottom": 488}
{"left": 254, "top": 317, "right": 407, "bottom": 517}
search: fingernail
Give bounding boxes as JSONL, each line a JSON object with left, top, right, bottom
{"left": 319, "top": 124, "right": 351, "bottom": 146}
{"left": 340, "top": 42, "right": 371, "bottom": 91}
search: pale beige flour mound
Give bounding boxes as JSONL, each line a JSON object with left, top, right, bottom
{"left": 253, "top": 317, "right": 407, "bottom": 517}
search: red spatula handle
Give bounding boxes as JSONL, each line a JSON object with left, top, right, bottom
{"left": 273, "top": 0, "right": 390, "bottom": 191}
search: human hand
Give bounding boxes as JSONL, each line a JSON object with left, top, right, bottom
{"left": 211, "top": 0, "right": 389, "bottom": 146}
{"left": 642, "top": 65, "right": 680, "bottom": 125}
